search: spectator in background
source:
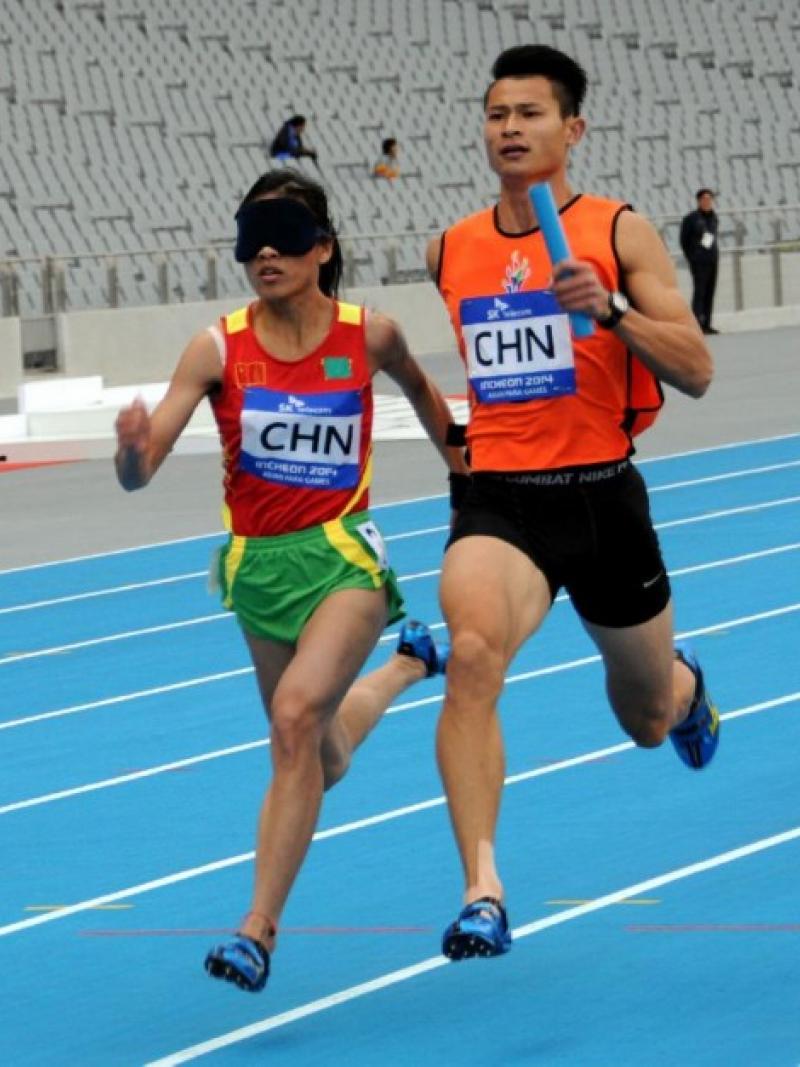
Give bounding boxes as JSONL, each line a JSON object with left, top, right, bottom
{"left": 373, "top": 137, "right": 400, "bottom": 180}
{"left": 680, "top": 188, "right": 720, "bottom": 334}
{"left": 269, "top": 114, "right": 319, "bottom": 167}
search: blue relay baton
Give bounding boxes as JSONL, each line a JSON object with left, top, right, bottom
{"left": 529, "top": 182, "right": 594, "bottom": 338}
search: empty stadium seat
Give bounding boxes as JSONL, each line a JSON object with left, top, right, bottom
{"left": 0, "top": 0, "right": 797, "bottom": 314}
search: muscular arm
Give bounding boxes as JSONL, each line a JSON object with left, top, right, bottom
{"left": 552, "top": 210, "right": 713, "bottom": 398}
{"left": 114, "top": 330, "right": 222, "bottom": 490}
{"left": 365, "top": 311, "right": 467, "bottom": 473}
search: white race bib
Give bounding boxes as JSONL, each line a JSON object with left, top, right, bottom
{"left": 240, "top": 388, "right": 362, "bottom": 489}
{"left": 460, "top": 291, "right": 576, "bottom": 404}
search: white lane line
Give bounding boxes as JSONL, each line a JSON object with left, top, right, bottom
{"left": 0, "top": 668, "right": 254, "bottom": 732}
{"left": 668, "top": 542, "right": 800, "bottom": 576}
{"left": 4, "top": 496, "right": 799, "bottom": 665}
{"left": 0, "top": 688, "right": 796, "bottom": 938}
{"left": 649, "top": 458, "right": 800, "bottom": 493}
{"left": 1, "top": 430, "right": 797, "bottom": 578}
{"left": 144, "top": 822, "right": 800, "bottom": 1065}
{"left": 0, "top": 614, "right": 228, "bottom": 665}
{"left": 5, "top": 690, "right": 797, "bottom": 818}
{"left": 0, "top": 571, "right": 206, "bottom": 616}
{"left": 0, "top": 739, "right": 270, "bottom": 815}
{"left": 4, "top": 459, "right": 799, "bottom": 616}
{"left": 657, "top": 495, "right": 800, "bottom": 530}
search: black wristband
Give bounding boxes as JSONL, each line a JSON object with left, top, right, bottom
{"left": 448, "top": 472, "right": 470, "bottom": 510}
{"left": 445, "top": 422, "right": 467, "bottom": 447}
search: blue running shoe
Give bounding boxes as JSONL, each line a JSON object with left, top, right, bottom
{"left": 670, "top": 642, "right": 720, "bottom": 770}
{"left": 397, "top": 619, "right": 449, "bottom": 677}
{"left": 442, "top": 897, "right": 512, "bottom": 960}
{"left": 205, "top": 934, "right": 270, "bottom": 992}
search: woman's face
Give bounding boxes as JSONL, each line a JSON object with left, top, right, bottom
{"left": 243, "top": 193, "right": 332, "bottom": 300}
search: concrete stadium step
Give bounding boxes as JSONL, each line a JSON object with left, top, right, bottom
{"left": 0, "top": 375, "right": 469, "bottom": 464}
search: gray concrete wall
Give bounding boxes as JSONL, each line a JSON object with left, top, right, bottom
{"left": 55, "top": 280, "right": 454, "bottom": 388}
{"left": 0, "top": 317, "right": 22, "bottom": 397}
{"left": 55, "top": 296, "right": 250, "bottom": 385}
{"left": 1, "top": 254, "right": 798, "bottom": 398}
{"left": 343, "top": 280, "right": 455, "bottom": 354}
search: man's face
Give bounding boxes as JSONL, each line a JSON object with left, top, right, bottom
{"left": 698, "top": 192, "right": 714, "bottom": 212}
{"left": 483, "top": 75, "right": 583, "bottom": 184}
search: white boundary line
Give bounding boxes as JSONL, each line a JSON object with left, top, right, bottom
{"left": 0, "top": 688, "right": 796, "bottom": 939}
{"left": 145, "top": 822, "right": 800, "bottom": 1065}
{"left": 0, "top": 431, "right": 797, "bottom": 576}
{"left": 3, "top": 496, "right": 799, "bottom": 665}
{"left": 636, "top": 430, "right": 800, "bottom": 465}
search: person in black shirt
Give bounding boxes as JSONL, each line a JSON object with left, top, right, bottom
{"left": 680, "top": 189, "right": 719, "bottom": 334}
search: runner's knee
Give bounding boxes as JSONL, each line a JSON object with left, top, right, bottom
{"left": 269, "top": 691, "right": 327, "bottom": 765}
{"left": 447, "top": 628, "right": 506, "bottom": 701}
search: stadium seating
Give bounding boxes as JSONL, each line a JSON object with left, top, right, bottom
{"left": 0, "top": 0, "right": 798, "bottom": 313}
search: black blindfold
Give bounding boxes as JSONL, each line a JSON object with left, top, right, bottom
{"left": 234, "top": 197, "right": 329, "bottom": 262}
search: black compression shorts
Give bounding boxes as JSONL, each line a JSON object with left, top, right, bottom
{"left": 447, "top": 460, "right": 671, "bottom": 628}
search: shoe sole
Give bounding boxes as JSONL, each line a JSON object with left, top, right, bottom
{"left": 205, "top": 956, "right": 266, "bottom": 992}
{"left": 443, "top": 932, "right": 509, "bottom": 960}
{"left": 672, "top": 700, "right": 720, "bottom": 769}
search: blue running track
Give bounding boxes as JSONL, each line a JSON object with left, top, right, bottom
{"left": 1, "top": 433, "right": 799, "bottom": 1066}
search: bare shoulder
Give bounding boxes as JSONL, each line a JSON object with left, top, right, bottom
{"left": 616, "top": 210, "right": 669, "bottom": 269}
{"left": 172, "top": 327, "right": 225, "bottom": 387}
{"left": 364, "top": 309, "right": 412, "bottom": 376}
{"left": 425, "top": 234, "right": 443, "bottom": 281}
{"left": 365, "top": 309, "right": 403, "bottom": 353}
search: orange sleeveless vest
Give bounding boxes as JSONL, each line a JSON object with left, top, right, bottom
{"left": 438, "top": 194, "right": 663, "bottom": 472}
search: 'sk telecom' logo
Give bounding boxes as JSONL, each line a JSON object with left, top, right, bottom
{"left": 279, "top": 394, "right": 307, "bottom": 413}
{"left": 487, "top": 296, "right": 510, "bottom": 320}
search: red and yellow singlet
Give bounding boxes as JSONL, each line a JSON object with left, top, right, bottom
{"left": 209, "top": 300, "right": 373, "bottom": 536}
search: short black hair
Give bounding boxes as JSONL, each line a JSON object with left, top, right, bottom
{"left": 381, "top": 137, "right": 397, "bottom": 154}
{"left": 237, "top": 168, "right": 342, "bottom": 296}
{"left": 289, "top": 114, "right": 306, "bottom": 127}
{"left": 696, "top": 188, "right": 714, "bottom": 199}
{"left": 485, "top": 45, "right": 588, "bottom": 117}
